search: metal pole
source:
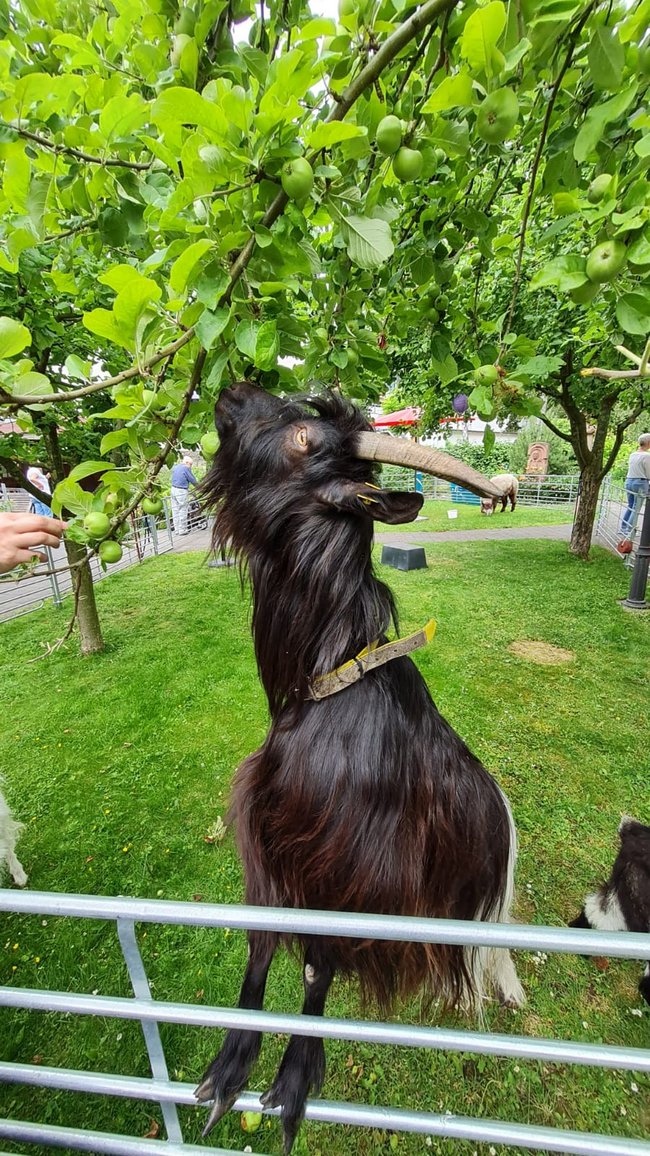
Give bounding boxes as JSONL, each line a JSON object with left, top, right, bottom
{"left": 622, "top": 495, "right": 650, "bottom": 610}
{"left": 116, "top": 919, "right": 183, "bottom": 1143}
{"left": 46, "top": 546, "right": 64, "bottom": 608}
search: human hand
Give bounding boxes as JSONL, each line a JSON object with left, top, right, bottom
{"left": 0, "top": 511, "right": 67, "bottom": 574}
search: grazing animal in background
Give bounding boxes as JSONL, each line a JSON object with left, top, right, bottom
{"left": 570, "top": 816, "right": 650, "bottom": 1005}
{"left": 0, "top": 781, "right": 27, "bottom": 887}
{"left": 480, "top": 473, "right": 519, "bottom": 515}
{"left": 196, "top": 382, "right": 523, "bottom": 1152}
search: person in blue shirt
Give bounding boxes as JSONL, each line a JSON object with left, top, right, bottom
{"left": 170, "top": 455, "right": 198, "bottom": 536}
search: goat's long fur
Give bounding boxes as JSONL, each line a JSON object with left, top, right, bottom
{"left": 0, "top": 781, "right": 27, "bottom": 887}
{"left": 570, "top": 816, "right": 650, "bottom": 1005}
{"left": 196, "top": 383, "right": 523, "bottom": 1151}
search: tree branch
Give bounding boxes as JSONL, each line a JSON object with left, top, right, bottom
{"left": 538, "top": 414, "right": 574, "bottom": 443}
{"left": 500, "top": 2, "right": 596, "bottom": 350}
{"left": 4, "top": 122, "right": 153, "bottom": 171}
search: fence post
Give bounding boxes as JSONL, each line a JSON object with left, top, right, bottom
{"left": 46, "top": 546, "right": 64, "bottom": 608}
{"left": 622, "top": 496, "right": 650, "bottom": 610}
{"left": 150, "top": 515, "right": 159, "bottom": 555}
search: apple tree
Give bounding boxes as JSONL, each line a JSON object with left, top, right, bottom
{"left": 0, "top": 0, "right": 648, "bottom": 658}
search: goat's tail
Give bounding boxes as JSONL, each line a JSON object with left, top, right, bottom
{"left": 468, "top": 788, "right": 525, "bottom": 1014}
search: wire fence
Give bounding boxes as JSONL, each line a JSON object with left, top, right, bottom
{"left": 0, "top": 489, "right": 177, "bottom": 622}
{"left": 378, "top": 469, "right": 580, "bottom": 508}
{"left": 0, "top": 890, "right": 649, "bottom": 1156}
{"left": 594, "top": 477, "right": 648, "bottom": 567}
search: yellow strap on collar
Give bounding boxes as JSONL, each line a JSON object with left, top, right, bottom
{"left": 307, "top": 619, "right": 436, "bottom": 702}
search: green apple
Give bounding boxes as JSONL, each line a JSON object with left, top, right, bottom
{"left": 201, "top": 431, "right": 220, "bottom": 457}
{"left": 281, "top": 157, "right": 314, "bottom": 201}
{"left": 587, "top": 174, "right": 612, "bottom": 204}
{"left": 585, "top": 239, "right": 627, "bottom": 283}
{"left": 475, "top": 364, "right": 498, "bottom": 386}
{"left": 476, "top": 89, "right": 519, "bottom": 144}
{"left": 83, "top": 512, "right": 111, "bottom": 538}
{"left": 392, "top": 147, "right": 423, "bottom": 182}
{"left": 376, "top": 115, "right": 402, "bottom": 156}
{"left": 142, "top": 497, "right": 163, "bottom": 515}
{"left": 98, "top": 539, "right": 123, "bottom": 564}
{"left": 241, "top": 1111, "right": 263, "bottom": 1132}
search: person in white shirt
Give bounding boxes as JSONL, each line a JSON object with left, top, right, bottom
{"left": 621, "top": 433, "right": 650, "bottom": 536}
{"left": 26, "top": 466, "right": 53, "bottom": 517}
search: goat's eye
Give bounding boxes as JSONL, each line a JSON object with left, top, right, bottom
{"left": 295, "top": 426, "right": 309, "bottom": 450}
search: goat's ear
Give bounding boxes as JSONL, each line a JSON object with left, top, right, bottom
{"left": 315, "top": 481, "right": 424, "bottom": 524}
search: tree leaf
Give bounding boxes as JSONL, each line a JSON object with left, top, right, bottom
{"left": 83, "top": 309, "right": 131, "bottom": 349}
{"left": 195, "top": 263, "right": 230, "bottom": 309}
{"left": 616, "top": 292, "right": 650, "bottom": 336}
{"left": 573, "top": 84, "right": 637, "bottom": 162}
{"left": 341, "top": 215, "right": 394, "bottom": 270}
{"left": 195, "top": 307, "right": 230, "bottom": 350}
{"left": 255, "top": 320, "right": 279, "bottom": 370}
{"left": 459, "top": 1, "right": 506, "bottom": 75}
{"left": 588, "top": 26, "right": 624, "bottom": 92}
{"left": 99, "top": 93, "right": 148, "bottom": 144}
{"left": 151, "top": 87, "right": 229, "bottom": 140}
{"left": 169, "top": 239, "right": 214, "bottom": 295}
{"left": 234, "top": 319, "right": 259, "bottom": 361}
{"left": 10, "top": 372, "right": 51, "bottom": 397}
{"left": 483, "top": 425, "right": 495, "bottom": 454}
{"left": 513, "top": 355, "right": 564, "bottom": 378}
{"left": 421, "top": 72, "right": 474, "bottom": 114}
{"left": 628, "top": 231, "right": 650, "bottom": 267}
{"left": 67, "top": 460, "right": 113, "bottom": 482}
{"left": 100, "top": 429, "right": 131, "bottom": 455}
{"left": 529, "top": 255, "right": 587, "bottom": 291}
{"left": 306, "top": 121, "right": 367, "bottom": 150}
{"left": 51, "top": 478, "right": 93, "bottom": 518}
{"left": 634, "top": 133, "right": 650, "bottom": 159}
{"left": 0, "top": 317, "right": 31, "bottom": 359}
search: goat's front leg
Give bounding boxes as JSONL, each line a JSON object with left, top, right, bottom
{"left": 261, "top": 949, "right": 334, "bottom": 1154}
{"left": 196, "top": 930, "right": 277, "bottom": 1135}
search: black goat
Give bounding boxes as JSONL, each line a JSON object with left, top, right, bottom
{"left": 196, "top": 382, "right": 523, "bottom": 1151}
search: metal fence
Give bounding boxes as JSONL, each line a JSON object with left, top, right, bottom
{"left": 1, "top": 890, "right": 649, "bottom": 1156}
{"left": 0, "top": 489, "right": 176, "bottom": 622}
{"left": 594, "top": 477, "right": 646, "bottom": 566}
{"left": 379, "top": 469, "right": 580, "bottom": 508}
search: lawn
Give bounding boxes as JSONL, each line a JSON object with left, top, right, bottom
{"left": 0, "top": 541, "right": 648, "bottom": 1156}
{"left": 374, "top": 500, "right": 574, "bottom": 533}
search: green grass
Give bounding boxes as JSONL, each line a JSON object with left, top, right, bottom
{"left": 374, "top": 500, "right": 574, "bottom": 533}
{"left": 0, "top": 543, "right": 648, "bottom": 1156}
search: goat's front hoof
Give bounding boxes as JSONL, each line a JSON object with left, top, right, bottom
{"left": 261, "top": 1036, "right": 325, "bottom": 1154}
{"left": 195, "top": 1067, "right": 239, "bottom": 1137}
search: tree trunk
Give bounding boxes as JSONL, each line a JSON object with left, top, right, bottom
{"left": 37, "top": 415, "right": 105, "bottom": 655}
{"left": 569, "top": 460, "right": 602, "bottom": 559}
{"left": 64, "top": 539, "right": 105, "bottom": 655}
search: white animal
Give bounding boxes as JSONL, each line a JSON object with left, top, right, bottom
{"left": 480, "top": 473, "right": 519, "bottom": 515}
{"left": 0, "top": 782, "right": 28, "bottom": 887}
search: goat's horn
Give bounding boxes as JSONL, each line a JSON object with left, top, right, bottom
{"left": 355, "top": 432, "right": 502, "bottom": 499}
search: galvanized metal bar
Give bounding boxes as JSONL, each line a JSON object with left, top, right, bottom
{"left": 2, "top": 1092, "right": 649, "bottom": 1156}
{"left": 0, "top": 1120, "right": 265, "bottom": 1156}
{"left": 2, "top": 991, "right": 648, "bottom": 1072}
{"left": 1, "top": 890, "right": 647, "bottom": 959}
{"left": 116, "top": 918, "right": 183, "bottom": 1143}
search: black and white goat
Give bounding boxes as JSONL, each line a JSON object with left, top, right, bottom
{"left": 570, "top": 816, "right": 649, "bottom": 1005}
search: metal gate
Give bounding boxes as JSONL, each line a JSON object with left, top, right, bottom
{"left": 1, "top": 889, "right": 649, "bottom": 1155}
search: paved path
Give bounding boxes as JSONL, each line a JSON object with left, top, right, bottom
{"left": 172, "top": 522, "right": 573, "bottom": 556}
